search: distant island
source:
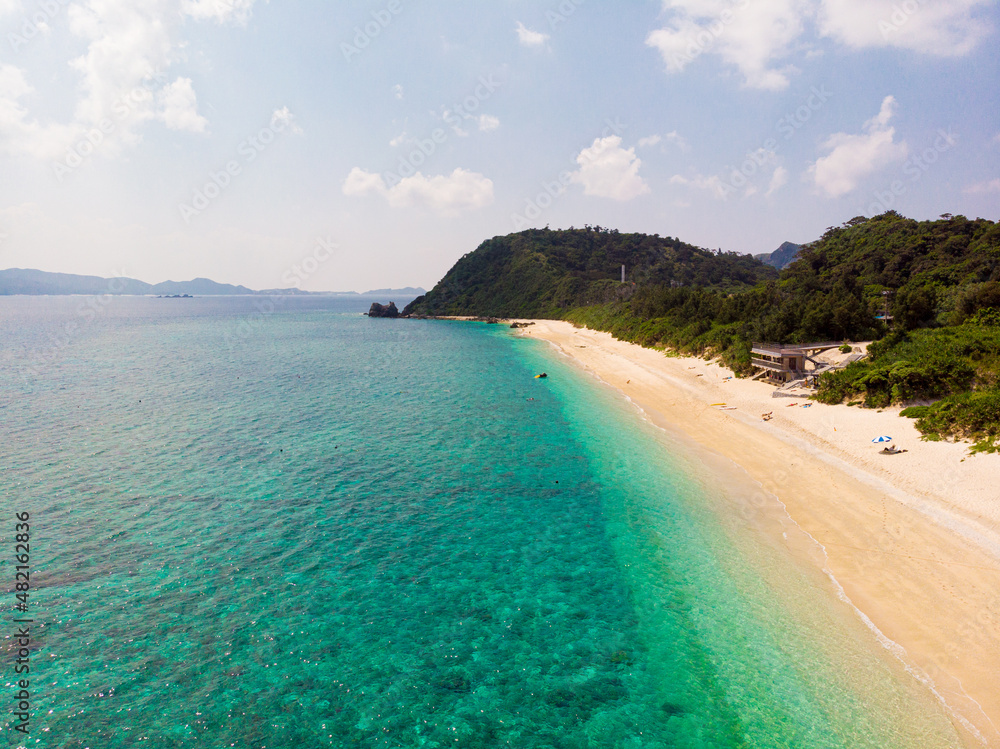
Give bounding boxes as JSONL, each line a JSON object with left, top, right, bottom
{"left": 364, "top": 287, "right": 426, "bottom": 297}
{"left": 0, "top": 268, "right": 424, "bottom": 298}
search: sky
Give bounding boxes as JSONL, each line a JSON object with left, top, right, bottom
{"left": 0, "top": 0, "right": 997, "bottom": 292}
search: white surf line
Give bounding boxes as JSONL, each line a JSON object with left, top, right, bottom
{"left": 526, "top": 328, "right": 994, "bottom": 747}
{"left": 636, "top": 391, "right": 992, "bottom": 747}
{"left": 950, "top": 678, "right": 1000, "bottom": 741}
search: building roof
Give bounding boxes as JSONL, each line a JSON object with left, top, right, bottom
{"left": 752, "top": 341, "right": 842, "bottom": 356}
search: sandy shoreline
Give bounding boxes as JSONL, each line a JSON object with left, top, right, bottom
{"left": 515, "top": 319, "right": 1000, "bottom": 747}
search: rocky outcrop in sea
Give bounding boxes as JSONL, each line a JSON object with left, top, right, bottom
{"left": 367, "top": 302, "right": 399, "bottom": 318}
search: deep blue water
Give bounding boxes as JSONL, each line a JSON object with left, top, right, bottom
{"left": 0, "top": 296, "right": 962, "bottom": 747}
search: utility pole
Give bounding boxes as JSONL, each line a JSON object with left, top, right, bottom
{"left": 621, "top": 265, "right": 625, "bottom": 283}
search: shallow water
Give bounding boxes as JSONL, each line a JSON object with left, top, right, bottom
{"left": 0, "top": 297, "right": 963, "bottom": 747}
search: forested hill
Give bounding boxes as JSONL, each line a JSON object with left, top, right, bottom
{"left": 402, "top": 227, "right": 777, "bottom": 318}
{"left": 406, "top": 213, "right": 999, "bottom": 338}
{"left": 784, "top": 213, "right": 1000, "bottom": 329}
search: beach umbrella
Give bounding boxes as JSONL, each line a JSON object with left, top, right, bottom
{"left": 871, "top": 436, "right": 893, "bottom": 443}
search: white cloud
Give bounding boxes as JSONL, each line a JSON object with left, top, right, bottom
{"left": 964, "top": 179, "right": 1000, "bottom": 194}
{"left": 664, "top": 130, "right": 690, "bottom": 152}
{"left": 180, "top": 0, "right": 258, "bottom": 24}
{"left": 819, "top": 0, "right": 991, "bottom": 56}
{"left": 0, "top": 0, "right": 21, "bottom": 17}
{"left": 671, "top": 145, "right": 779, "bottom": 200}
{"left": 389, "top": 170, "right": 494, "bottom": 212}
{"left": 766, "top": 165, "right": 788, "bottom": 196}
{"left": 66, "top": 0, "right": 179, "bottom": 140}
{"left": 571, "top": 136, "right": 650, "bottom": 201}
{"left": 442, "top": 110, "right": 468, "bottom": 137}
{"left": 270, "top": 106, "right": 302, "bottom": 135}
{"left": 158, "top": 77, "right": 208, "bottom": 133}
{"left": 0, "top": 64, "right": 82, "bottom": 159}
{"left": 515, "top": 21, "right": 549, "bottom": 47}
{"left": 647, "top": 0, "right": 989, "bottom": 90}
{"left": 639, "top": 130, "right": 691, "bottom": 153}
{"left": 670, "top": 172, "right": 729, "bottom": 199}
{"left": 808, "top": 95, "right": 908, "bottom": 198}
{"left": 343, "top": 167, "right": 387, "bottom": 197}
{"left": 0, "top": 0, "right": 257, "bottom": 161}
{"left": 640, "top": 131, "right": 691, "bottom": 151}
{"left": 392, "top": 84, "right": 403, "bottom": 100}
{"left": 389, "top": 132, "right": 407, "bottom": 147}
{"left": 477, "top": 114, "right": 500, "bottom": 132}
{"left": 0, "top": 64, "right": 35, "bottom": 132}
{"left": 646, "top": 0, "right": 809, "bottom": 90}
{"left": 342, "top": 167, "right": 494, "bottom": 214}
{"left": 0, "top": 201, "right": 45, "bottom": 231}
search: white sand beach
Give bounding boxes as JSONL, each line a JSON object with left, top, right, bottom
{"left": 517, "top": 319, "right": 1000, "bottom": 747}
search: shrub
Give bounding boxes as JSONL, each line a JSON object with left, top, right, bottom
{"left": 901, "top": 389, "right": 1000, "bottom": 453}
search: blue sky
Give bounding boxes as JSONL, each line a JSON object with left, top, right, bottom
{"left": 0, "top": 0, "right": 997, "bottom": 291}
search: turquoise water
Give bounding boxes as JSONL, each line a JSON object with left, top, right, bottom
{"left": 1, "top": 297, "right": 963, "bottom": 747}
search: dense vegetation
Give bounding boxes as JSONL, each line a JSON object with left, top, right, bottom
{"left": 403, "top": 227, "right": 777, "bottom": 319}
{"left": 817, "top": 312, "right": 1000, "bottom": 451}
{"left": 785, "top": 213, "right": 1000, "bottom": 329}
{"left": 407, "top": 213, "right": 1000, "bottom": 449}
{"left": 791, "top": 213, "right": 1000, "bottom": 450}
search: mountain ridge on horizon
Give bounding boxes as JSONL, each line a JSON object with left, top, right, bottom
{"left": 754, "top": 241, "right": 803, "bottom": 270}
{"left": 0, "top": 268, "right": 424, "bottom": 297}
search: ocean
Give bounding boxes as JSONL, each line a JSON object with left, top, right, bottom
{"left": 1, "top": 296, "right": 964, "bottom": 747}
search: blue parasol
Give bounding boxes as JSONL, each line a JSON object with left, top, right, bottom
{"left": 871, "top": 436, "right": 893, "bottom": 443}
